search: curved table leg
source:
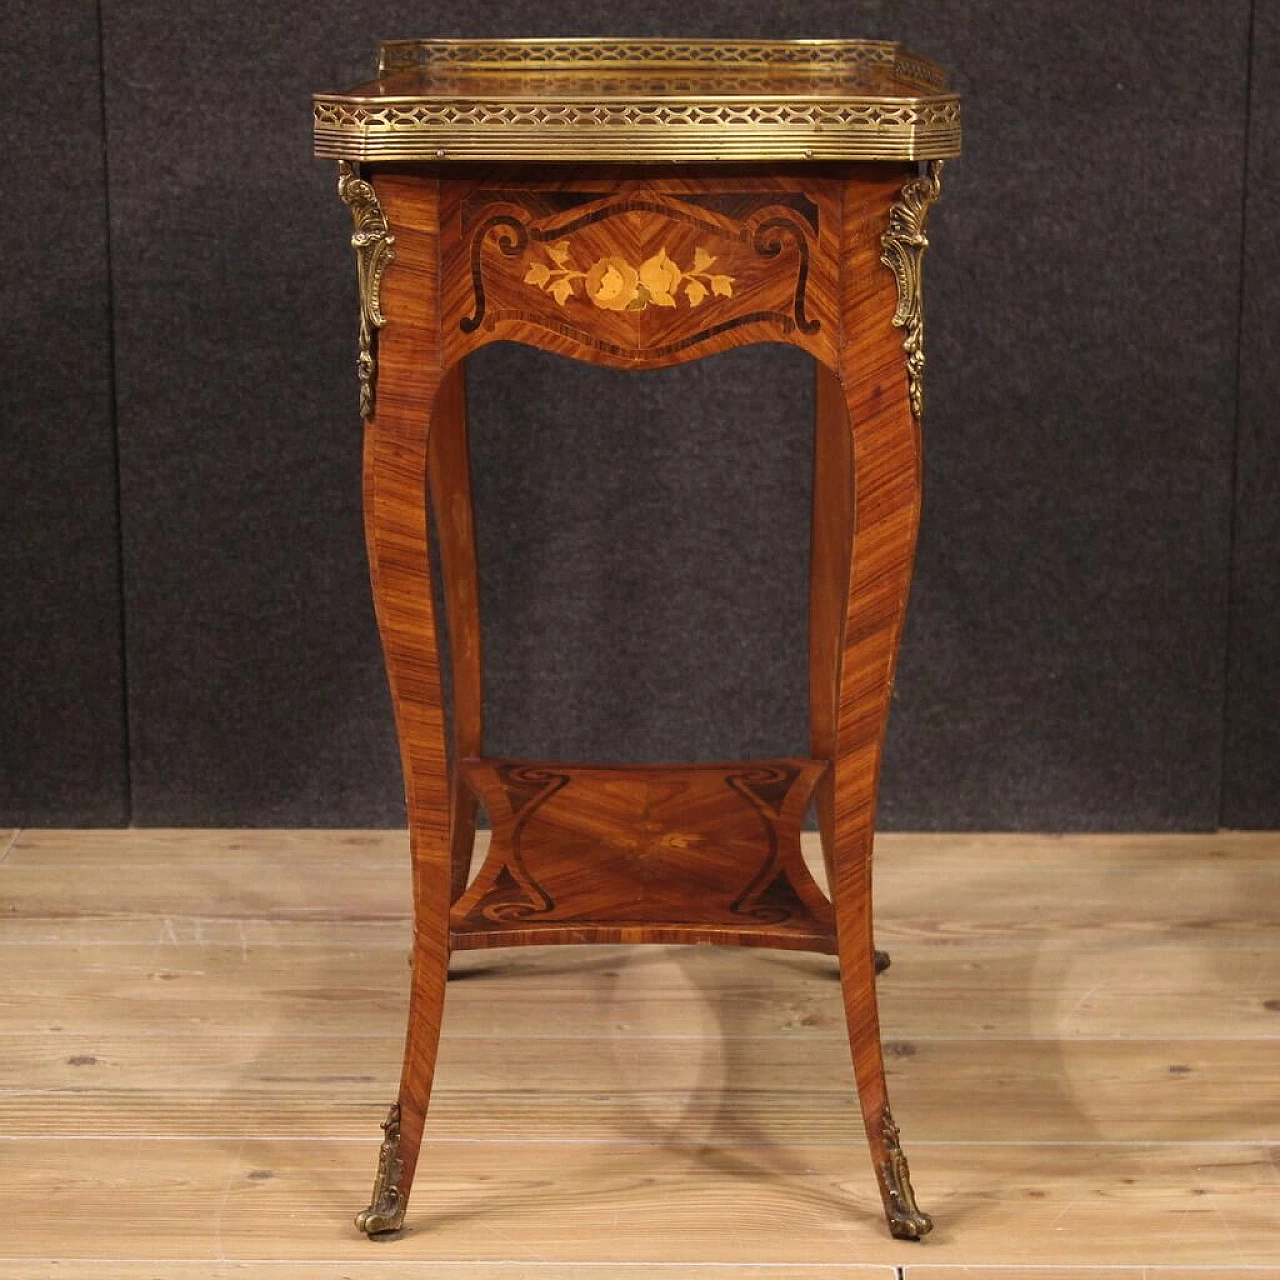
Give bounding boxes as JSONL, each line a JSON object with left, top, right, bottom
{"left": 428, "top": 361, "right": 484, "bottom": 905}
{"left": 812, "top": 362, "right": 892, "bottom": 980}
{"left": 825, "top": 164, "right": 936, "bottom": 1241}
{"left": 349, "top": 171, "right": 450, "bottom": 1237}
{"left": 345, "top": 160, "right": 937, "bottom": 1242}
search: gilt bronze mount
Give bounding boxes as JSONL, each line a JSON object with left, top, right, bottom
{"left": 354, "top": 1103, "right": 406, "bottom": 1235}
{"left": 337, "top": 161, "right": 395, "bottom": 419}
{"left": 315, "top": 38, "right": 961, "bottom": 164}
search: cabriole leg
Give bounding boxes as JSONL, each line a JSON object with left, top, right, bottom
{"left": 824, "top": 162, "right": 942, "bottom": 1240}
{"left": 346, "top": 168, "right": 451, "bottom": 1237}
{"left": 428, "top": 361, "right": 484, "bottom": 905}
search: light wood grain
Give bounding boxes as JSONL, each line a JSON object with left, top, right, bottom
{"left": 0, "top": 828, "right": 413, "bottom": 923}
{"left": 5, "top": 830, "right": 1277, "bottom": 947}
{"left": 3, "top": 937, "right": 1276, "bottom": 1039}
{"left": 0, "top": 1137, "right": 1275, "bottom": 1264}
{"left": 0, "top": 1268, "right": 898, "bottom": 1280}
{"left": 3, "top": 830, "right": 1279, "bottom": 1268}
{"left": 8, "top": 1271, "right": 1280, "bottom": 1280}
{"left": 4, "top": 1268, "right": 1276, "bottom": 1280}
{"left": 909, "top": 1272, "right": 1280, "bottom": 1279}
{"left": 3, "top": 1034, "right": 1274, "bottom": 1143}
{"left": 7, "top": 1272, "right": 1274, "bottom": 1280}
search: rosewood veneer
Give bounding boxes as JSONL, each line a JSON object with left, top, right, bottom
{"left": 314, "top": 36, "right": 961, "bottom": 1243}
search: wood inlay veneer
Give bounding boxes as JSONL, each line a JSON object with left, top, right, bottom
{"left": 452, "top": 758, "right": 833, "bottom": 952}
{"left": 437, "top": 169, "right": 841, "bottom": 370}
{"left": 338, "top": 118, "right": 944, "bottom": 1241}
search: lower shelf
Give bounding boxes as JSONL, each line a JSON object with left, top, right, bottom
{"left": 450, "top": 757, "right": 836, "bottom": 953}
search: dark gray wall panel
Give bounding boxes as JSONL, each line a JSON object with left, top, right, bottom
{"left": 104, "top": 1, "right": 1249, "bottom": 828}
{"left": 468, "top": 345, "right": 812, "bottom": 767}
{"left": 103, "top": 10, "right": 402, "bottom": 824}
{"left": 0, "top": 3, "right": 127, "bottom": 824}
{"left": 869, "top": 3, "right": 1247, "bottom": 829}
{"left": 1223, "top": 3, "right": 1280, "bottom": 827}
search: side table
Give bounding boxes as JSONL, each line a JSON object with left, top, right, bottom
{"left": 313, "top": 37, "right": 961, "bottom": 1242}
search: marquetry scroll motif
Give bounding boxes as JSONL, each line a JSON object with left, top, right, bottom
{"left": 448, "top": 188, "right": 834, "bottom": 364}
{"left": 725, "top": 763, "right": 818, "bottom": 924}
{"left": 752, "top": 215, "right": 820, "bottom": 335}
{"left": 354, "top": 1103, "right": 406, "bottom": 1235}
{"left": 472, "top": 764, "right": 568, "bottom": 921}
{"left": 337, "top": 161, "right": 396, "bottom": 419}
{"left": 880, "top": 1105, "right": 933, "bottom": 1240}
{"left": 450, "top": 758, "right": 835, "bottom": 949}
{"left": 879, "top": 160, "right": 943, "bottom": 422}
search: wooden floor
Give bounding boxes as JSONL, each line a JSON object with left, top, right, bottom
{"left": 2, "top": 827, "right": 1278, "bottom": 1278}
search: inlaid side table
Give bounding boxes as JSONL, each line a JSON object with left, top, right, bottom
{"left": 313, "top": 37, "right": 960, "bottom": 1242}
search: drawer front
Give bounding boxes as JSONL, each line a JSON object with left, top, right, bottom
{"left": 439, "top": 172, "right": 842, "bottom": 369}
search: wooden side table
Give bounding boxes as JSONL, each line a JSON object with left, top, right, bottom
{"left": 314, "top": 37, "right": 960, "bottom": 1242}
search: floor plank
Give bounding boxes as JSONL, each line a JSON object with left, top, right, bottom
{"left": 2, "top": 938, "right": 1276, "bottom": 1039}
{"left": 0, "top": 829, "right": 412, "bottom": 924}
{"left": 909, "top": 1273, "right": 1280, "bottom": 1279}
{"left": 6, "top": 830, "right": 1278, "bottom": 945}
{"left": 0, "top": 1138, "right": 1275, "bottom": 1265}
{"left": 3, "top": 1034, "right": 1276, "bottom": 1143}
{"left": 0, "top": 1269, "right": 897, "bottom": 1280}
{"left": 27, "top": 1268, "right": 1277, "bottom": 1280}
{"left": 910, "top": 1271, "right": 1280, "bottom": 1279}
{"left": 3, "top": 830, "right": 1278, "bottom": 1271}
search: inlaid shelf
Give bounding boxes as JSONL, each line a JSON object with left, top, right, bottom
{"left": 316, "top": 35, "right": 960, "bottom": 1247}
{"left": 452, "top": 758, "right": 834, "bottom": 953}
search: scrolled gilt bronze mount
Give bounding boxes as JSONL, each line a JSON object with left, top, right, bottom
{"left": 315, "top": 36, "right": 959, "bottom": 1244}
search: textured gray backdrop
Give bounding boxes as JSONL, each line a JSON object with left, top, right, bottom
{"left": 2, "top": 2, "right": 1276, "bottom": 830}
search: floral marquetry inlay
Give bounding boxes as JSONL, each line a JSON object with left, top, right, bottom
{"left": 447, "top": 182, "right": 840, "bottom": 365}
{"left": 523, "top": 240, "right": 735, "bottom": 312}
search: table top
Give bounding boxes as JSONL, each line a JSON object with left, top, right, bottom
{"left": 313, "top": 38, "right": 961, "bottom": 164}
